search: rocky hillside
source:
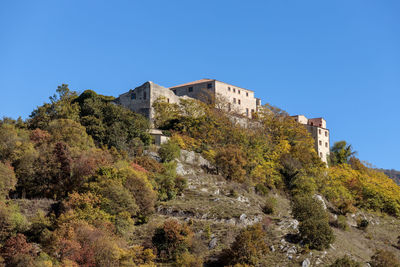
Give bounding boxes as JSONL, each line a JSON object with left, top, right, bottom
{"left": 128, "top": 150, "right": 400, "bottom": 266}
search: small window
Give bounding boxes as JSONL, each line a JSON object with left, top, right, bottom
{"left": 228, "top": 103, "right": 231, "bottom": 111}
{"left": 246, "top": 108, "right": 249, "bottom": 116}
{"left": 233, "top": 98, "right": 236, "bottom": 104}
{"left": 238, "top": 99, "right": 241, "bottom": 105}
{"left": 131, "top": 93, "right": 136, "bottom": 100}
{"left": 238, "top": 90, "right": 241, "bottom": 94}
{"left": 325, "top": 142, "right": 328, "bottom": 148}
{"left": 310, "top": 122, "right": 314, "bottom": 126}
{"left": 233, "top": 88, "right": 236, "bottom": 93}
{"left": 143, "top": 91, "right": 147, "bottom": 100}
{"left": 207, "top": 83, "right": 212, "bottom": 89}
{"left": 188, "top": 87, "right": 193, "bottom": 92}
{"left": 167, "top": 98, "right": 170, "bottom": 103}
{"left": 251, "top": 109, "right": 254, "bottom": 113}
{"left": 320, "top": 152, "right": 323, "bottom": 157}
{"left": 319, "top": 129, "right": 321, "bottom": 134}
{"left": 228, "top": 87, "right": 231, "bottom": 91}
{"left": 246, "top": 92, "right": 249, "bottom": 96}
{"left": 325, "top": 131, "right": 328, "bottom": 137}
{"left": 319, "top": 140, "right": 322, "bottom": 146}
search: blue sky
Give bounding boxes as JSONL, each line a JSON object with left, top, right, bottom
{"left": 0, "top": 1, "right": 399, "bottom": 169}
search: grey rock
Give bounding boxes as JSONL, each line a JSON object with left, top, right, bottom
{"left": 209, "top": 238, "right": 218, "bottom": 249}
{"left": 302, "top": 258, "right": 311, "bottom": 267}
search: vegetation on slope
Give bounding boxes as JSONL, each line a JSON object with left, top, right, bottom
{"left": 0, "top": 85, "right": 399, "bottom": 266}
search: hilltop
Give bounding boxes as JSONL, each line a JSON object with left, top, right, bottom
{"left": 0, "top": 85, "right": 400, "bottom": 266}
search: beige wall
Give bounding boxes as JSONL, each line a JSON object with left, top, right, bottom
{"left": 214, "top": 80, "right": 259, "bottom": 118}
{"left": 170, "top": 81, "right": 215, "bottom": 104}
{"left": 306, "top": 125, "right": 330, "bottom": 163}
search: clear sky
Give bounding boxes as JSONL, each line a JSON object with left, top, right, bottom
{"left": 0, "top": 1, "right": 399, "bottom": 170}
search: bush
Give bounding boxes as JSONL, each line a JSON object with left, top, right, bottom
{"left": 370, "top": 249, "right": 400, "bottom": 267}
{"left": 299, "top": 217, "right": 335, "bottom": 250}
{"left": 262, "top": 197, "right": 276, "bottom": 215}
{"left": 175, "top": 251, "right": 203, "bottom": 267}
{"left": 152, "top": 219, "right": 194, "bottom": 261}
{"left": 292, "top": 195, "right": 334, "bottom": 250}
{"left": 0, "top": 162, "right": 16, "bottom": 199}
{"left": 215, "top": 145, "right": 247, "bottom": 182}
{"left": 219, "top": 223, "right": 269, "bottom": 266}
{"left": 330, "top": 255, "right": 361, "bottom": 267}
{"left": 331, "top": 215, "right": 348, "bottom": 231}
{"left": 155, "top": 161, "right": 187, "bottom": 201}
{"left": 159, "top": 141, "right": 181, "bottom": 162}
{"left": 357, "top": 219, "right": 369, "bottom": 230}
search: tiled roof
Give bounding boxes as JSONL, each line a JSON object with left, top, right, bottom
{"left": 170, "top": 79, "right": 215, "bottom": 88}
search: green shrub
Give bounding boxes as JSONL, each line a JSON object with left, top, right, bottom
{"left": 255, "top": 184, "right": 268, "bottom": 196}
{"left": 357, "top": 219, "right": 369, "bottom": 230}
{"left": 292, "top": 195, "right": 334, "bottom": 250}
{"left": 332, "top": 215, "right": 348, "bottom": 231}
{"left": 370, "top": 249, "right": 400, "bottom": 267}
{"left": 159, "top": 140, "right": 181, "bottom": 162}
{"left": 299, "top": 216, "right": 335, "bottom": 250}
{"left": 330, "top": 255, "right": 361, "bottom": 267}
{"left": 262, "top": 197, "right": 276, "bottom": 215}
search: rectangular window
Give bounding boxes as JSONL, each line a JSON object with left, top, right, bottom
{"left": 233, "top": 98, "right": 236, "bottom": 104}
{"left": 238, "top": 99, "right": 241, "bottom": 105}
{"left": 246, "top": 108, "right": 249, "bottom": 116}
{"left": 228, "top": 103, "right": 231, "bottom": 111}
{"left": 319, "top": 129, "right": 321, "bottom": 134}
{"left": 233, "top": 88, "right": 236, "bottom": 93}
{"left": 238, "top": 90, "right": 241, "bottom": 94}
{"left": 319, "top": 140, "right": 322, "bottom": 146}
{"left": 167, "top": 98, "right": 170, "bottom": 103}
{"left": 325, "top": 131, "right": 328, "bottom": 137}
{"left": 143, "top": 91, "right": 147, "bottom": 100}
{"left": 325, "top": 142, "right": 328, "bottom": 148}
{"left": 228, "top": 87, "right": 231, "bottom": 91}
{"left": 188, "top": 87, "right": 193, "bottom": 92}
{"left": 207, "top": 83, "right": 212, "bottom": 89}
{"left": 131, "top": 93, "right": 136, "bottom": 100}
{"left": 251, "top": 109, "right": 254, "bottom": 113}
{"left": 246, "top": 92, "right": 249, "bottom": 96}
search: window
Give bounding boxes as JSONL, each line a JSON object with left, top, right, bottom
{"left": 207, "top": 83, "right": 212, "bottom": 89}
{"left": 251, "top": 109, "right": 254, "bottom": 113}
{"left": 325, "top": 131, "right": 328, "bottom": 137}
{"left": 228, "top": 87, "right": 231, "bottom": 91}
{"left": 246, "top": 92, "right": 249, "bottom": 96}
{"left": 233, "top": 98, "right": 236, "bottom": 104}
{"left": 188, "top": 87, "right": 193, "bottom": 92}
{"left": 320, "top": 152, "right": 323, "bottom": 157}
{"left": 319, "top": 129, "right": 321, "bottom": 134}
{"left": 325, "top": 142, "right": 328, "bottom": 148}
{"left": 131, "top": 93, "right": 136, "bottom": 100}
{"left": 233, "top": 88, "right": 236, "bottom": 93}
{"left": 319, "top": 140, "right": 322, "bottom": 146}
{"left": 228, "top": 103, "right": 231, "bottom": 111}
{"left": 238, "top": 99, "right": 241, "bottom": 105}
{"left": 167, "top": 98, "right": 170, "bottom": 103}
{"left": 143, "top": 91, "right": 147, "bottom": 100}
{"left": 310, "top": 122, "right": 314, "bottom": 126}
{"left": 238, "top": 90, "right": 241, "bottom": 94}
{"left": 246, "top": 108, "right": 249, "bottom": 116}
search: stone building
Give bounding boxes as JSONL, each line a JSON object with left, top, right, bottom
{"left": 292, "top": 115, "right": 330, "bottom": 163}
{"left": 114, "top": 79, "right": 261, "bottom": 121}
{"left": 170, "top": 79, "right": 261, "bottom": 118}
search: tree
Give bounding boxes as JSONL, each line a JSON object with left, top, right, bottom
{"left": 0, "top": 162, "right": 16, "bottom": 199}
{"left": 215, "top": 145, "right": 247, "bottom": 182}
{"left": 219, "top": 223, "right": 269, "bottom": 266}
{"left": 159, "top": 140, "right": 181, "bottom": 163}
{"left": 330, "top": 141, "right": 356, "bottom": 166}
{"left": 152, "top": 219, "right": 194, "bottom": 261}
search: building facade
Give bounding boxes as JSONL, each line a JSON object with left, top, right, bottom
{"left": 170, "top": 79, "right": 261, "bottom": 118}
{"left": 292, "top": 115, "right": 330, "bottom": 163}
